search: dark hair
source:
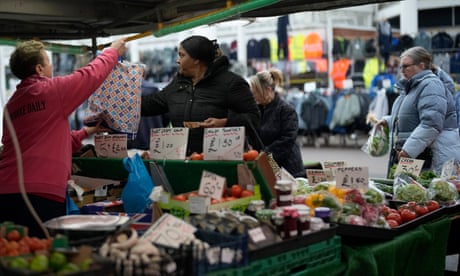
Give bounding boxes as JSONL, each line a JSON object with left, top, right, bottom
{"left": 180, "top": 35, "right": 219, "bottom": 65}
{"left": 9, "top": 40, "right": 46, "bottom": 80}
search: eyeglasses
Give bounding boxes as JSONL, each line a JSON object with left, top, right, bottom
{"left": 400, "top": 63, "right": 415, "bottom": 70}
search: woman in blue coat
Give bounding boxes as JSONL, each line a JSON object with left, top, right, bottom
{"left": 248, "top": 69, "right": 306, "bottom": 178}
{"left": 378, "top": 46, "right": 460, "bottom": 175}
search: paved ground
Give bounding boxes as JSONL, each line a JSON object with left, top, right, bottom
{"left": 298, "top": 132, "right": 389, "bottom": 178}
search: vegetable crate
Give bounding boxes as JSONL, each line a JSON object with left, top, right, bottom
{"left": 206, "top": 235, "right": 341, "bottom": 276}
{"left": 72, "top": 158, "right": 273, "bottom": 202}
{"left": 157, "top": 230, "right": 249, "bottom": 276}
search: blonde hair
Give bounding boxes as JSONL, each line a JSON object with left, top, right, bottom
{"left": 249, "top": 68, "right": 283, "bottom": 104}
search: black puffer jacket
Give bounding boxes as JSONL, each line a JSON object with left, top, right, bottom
{"left": 141, "top": 56, "right": 260, "bottom": 155}
{"left": 258, "top": 93, "right": 305, "bottom": 178}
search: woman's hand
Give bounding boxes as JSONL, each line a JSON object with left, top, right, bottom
{"left": 398, "top": 150, "right": 410, "bottom": 160}
{"left": 83, "top": 120, "right": 110, "bottom": 136}
{"left": 201, "top": 118, "right": 227, "bottom": 128}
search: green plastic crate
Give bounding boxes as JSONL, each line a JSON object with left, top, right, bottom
{"left": 72, "top": 158, "right": 273, "bottom": 202}
{"left": 206, "top": 235, "right": 341, "bottom": 276}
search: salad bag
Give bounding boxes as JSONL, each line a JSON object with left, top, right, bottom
{"left": 122, "top": 153, "right": 154, "bottom": 213}
{"left": 84, "top": 61, "right": 144, "bottom": 139}
{"left": 363, "top": 124, "right": 389, "bottom": 157}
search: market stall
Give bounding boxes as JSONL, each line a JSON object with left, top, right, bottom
{"left": 1, "top": 152, "right": 458, "bottom": 275}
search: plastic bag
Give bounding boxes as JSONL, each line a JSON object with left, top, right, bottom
{"left": 122, "top": 153, "right": 154, "bottom": 213}
{"left": 427, "top": 178, "right": 459, "bottom": 204}
{"left": 84, "top": 62, "right": 144, "bottom": 139}
{"left": 393, "top": 174, "right": 428, "bottom": 203}
{"left": 362, "top": 124, "right": 389, "bottom": 157}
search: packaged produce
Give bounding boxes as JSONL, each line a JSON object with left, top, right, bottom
{"left": 393, "top": 175, "right": 428, "bottom": 203}
{"left": 363, "top": 124, "right": 389, "bottom": 157}
{"left": 427, "top": 178, "right": 459, "bottom": 204}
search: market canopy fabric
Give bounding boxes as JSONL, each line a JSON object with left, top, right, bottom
{"left": 0, "top": 0, "right": 398, "bottom": 40}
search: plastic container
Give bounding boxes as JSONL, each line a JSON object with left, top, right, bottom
{"left": 274, "top": 180, "right": 293, "bottom": 207}
{"left": 205, "top": 235, "right": 341, "bottom": 276}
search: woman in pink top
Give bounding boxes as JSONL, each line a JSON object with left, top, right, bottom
{"left": 0, "top": 38, "right": 127, "bottom": 237}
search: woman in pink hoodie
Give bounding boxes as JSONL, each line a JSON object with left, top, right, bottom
{"left": 0, "top": 38, "right": 127, "bottom": 237}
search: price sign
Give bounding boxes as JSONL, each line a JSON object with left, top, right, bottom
{"left": 188, "top": 196, "right": 210, "bottom": 214}
{"left": 198, "top": 170, "right": 226, "bottom": 200}
{"left": 321, "top": 160, "right": 347, "bottom": 177}
{"left": 203, "top": 127, "right": 244, "bottom": 160}
{"left": 394, "top": 157, "right": 424, "bottom": 177}
{"left": 141, "top": 213, "right": 196, "bottom": 248}
{"left": 306, "top": 169, "right": 333, "bottom": 185}
{"left": 441, "top": 158, "right": 455, "bottom": 178}
{"left": 336, "top": 166, "right": 369, "bottom": 190}
{"left": 94, "top": 134, "right": 128, "bottom": 158}
{"left": 248, "top": 227, "right": 267, "bottom": 243}
{"left": 149, "top": 128, "right": 189, "bottom": 160}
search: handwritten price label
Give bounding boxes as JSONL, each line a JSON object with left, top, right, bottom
{"left": 394, "top": 157, "right": 424, "bottom": 177}
{"left": 321, "top": 160, "right": 347, "bottom": 177}
{"left": 306, "top": 169, "right": 333, "bottom": 185}
{"left": 141, "top": 213, "right": 196, "bottom": 248}
{"left": 203, "top": 127, "right": 244, "bottom": 160}
{"left": 149, "top": 128, "right": 188, "bottom": 160}
{"left": 198, "top": 170, "right": 226, "bottom": 200}
{"left": 94, "top": 134, "right": 127, "bottom": 158}
{"left": 335, "top": 166, "right": 369, "bottom": 190}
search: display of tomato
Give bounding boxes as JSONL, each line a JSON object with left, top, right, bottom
{"left": 240, "top": 190, "right": 254, "bottom": 198}
{"left": 243, "top": 150, "right": 259, "bottom": 161}
{"left": 190, "top": 152, "right": 204, "bottom": 160}
{"left": 386, "top": 212, "right": 402, "bottom": 225}
{"left": 7, "top": 230, "right": 21, "bottom": 242}
{"left": 414, "top": 204, "right": 429, "bottom": 216}
{"left": 400, "top": 209, "right": 417, "bottom": 222}
{"left": 387, "top": 219, "right": 400, "bottom": 228}
{"left": 426, "top": 200, "right": 440, "bottom": 211}
{"left": 172, "top": 194, "right": 188, "bottom": 201}
{"left": 231, "top": 184, "right": 243, "bottom": 198}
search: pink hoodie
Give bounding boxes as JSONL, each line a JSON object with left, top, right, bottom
{"left": 0, "top": 48, "right": 119, "bottom": 202}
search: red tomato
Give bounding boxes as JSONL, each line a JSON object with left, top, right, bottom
{"left": 240, "top": 190, "right": 254, "bottom": 198}
{"left": 426, "top": 200, "right": 440, "bottom": 212}
{"left": 231, "top": 184, "right": 243, "bottom": 198}
{"left": 243, "top": 150, "right": 259, "bottom": 161}
{"left": 414, "top": 204, "right": 429, "bottom": 216}
{"left": 400, "top": 209, "right": 417, "bottom": 222}
{"left": 190, "top": 152, "right": 204, "bottom": 160}
{"left": 407, "top": 201, "right": 417, "bottom": 209}
{"left": 6, "top": 230, "right": 21, "bottom": 242}
{"left": 386, "top": 212, "right": 402, "bottom": 225}
{"left": 172, "top": 194, "right": 188, "bottom": 201}
{"left": 387, "top": 219, "right": 400, "bottom": 228}
{"left": 211, "top": 198, "right": 220, "bottom": 204}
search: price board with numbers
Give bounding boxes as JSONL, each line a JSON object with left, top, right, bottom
{"left": 198, "top": 170, "right": 226, "bottom": 200}
{"left": 203, "top": 127, "right": 244, "bottom": 160}
{"left": 142, "top": 213, "right": 196, "bottom": 248}
{"left": 321, "top": 160, "right": 347, "bottom": 177}
{"left": 394, "top": 157, "right": 424, "bottom": 177}
{"left": 149, "top": 128, "right": 189, "bottom": 160}
{"left": 336, "top": 166, "right": 369, "bottom": 190}
{"left": 94, "top": 134, "right": 128, "bottom": 158}
{"left": 306, "top": 169, "right": 334, "bottom": 185}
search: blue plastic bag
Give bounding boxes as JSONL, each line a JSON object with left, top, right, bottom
{"left": 122, "top": 153, "right": 154, "bottom": 213}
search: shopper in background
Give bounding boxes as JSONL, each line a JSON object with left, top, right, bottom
{"left": 141, "top": 35, "right": 260, "bottom": 155}
{"left": 377, "top": 46, "right": 460, "bottom": 175}
{"left": 0, "top": 38, "right": 127, "bottom": 237}
{"left": 248, "top": 68, "right": 306, "bottom": 178}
